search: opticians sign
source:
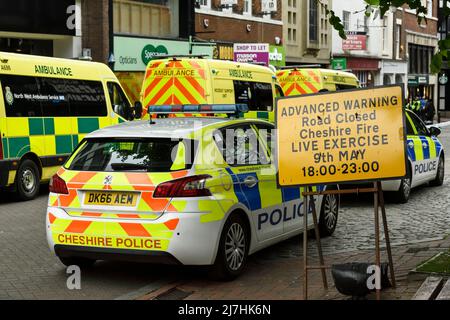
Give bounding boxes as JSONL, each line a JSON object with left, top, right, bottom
{"left": 276, "top": 86, "right": 407, "bottom": 186}
{"left": 114, "top": 36, "right": 215, "bottom": 71}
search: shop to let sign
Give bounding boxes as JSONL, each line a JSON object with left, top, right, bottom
{"left": 276, "top": 86, "right": 407, "bottom": 186}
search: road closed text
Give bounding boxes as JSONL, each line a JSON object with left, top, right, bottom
{"left": 276, "top": 86, "right": 407, "bottom": 186}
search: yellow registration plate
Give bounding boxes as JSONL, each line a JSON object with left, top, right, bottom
{"left": 84, "top": 191, "right": 138, "bottom": 207}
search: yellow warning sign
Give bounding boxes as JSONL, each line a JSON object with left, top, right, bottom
{"left": 276, "top": 86, "right": 407, "bottom": 186}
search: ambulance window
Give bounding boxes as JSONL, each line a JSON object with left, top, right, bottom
{"left": 275, "top": 85, "right": 284, "bottom": 97}
{"left": 107, "top": 82, "right": 132, "bottom": 119}
{"left": 233, "top": 81, "right": 274, "bottom": 112}
{"left": 1, "top": 75, "right": 42, "bottom": 117}
{"left": 213, "top": 125, "right": 269, "bottom": 166}
{"left": 65, "top": 79, "right": 107, "bottom": 116}
{"left": 38, "top": 77, "right": 71, "bottom": 117}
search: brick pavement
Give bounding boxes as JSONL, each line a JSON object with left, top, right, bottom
{"left": 173, "top": 237, "right": 450, "bottom": 300}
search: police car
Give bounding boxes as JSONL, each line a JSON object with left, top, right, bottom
{"left": 381, "top": 109, "right": 444, "bottom": 203}
{"left": 46, "top": 105, "right": 339, "bottom": 279}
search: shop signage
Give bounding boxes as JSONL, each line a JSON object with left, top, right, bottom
{"left": 0, "top": 0, "right": 78, "bottom": 36}
{"left": 114, "top": 36, "right": 215, "bottom": 71}
{"left": 233, "top": 43, "right": 269, "bottom": 66}
{"left": 331, "top": 58, "right": 347, "bottom": 70}
{"left": 269, "top": 45, "right": 285, "bottom": 67}
{"left": 276, "top": 86, "right": 406, "bottom": 186}
{"left": 342, "top": 32, "right": 367, "bottom": 51}
{"left": 214, "top": 44, "right": 234, "bottom": 60}
{"left": 261, "top": 0, "right": 277, "bottom": 12}
{"left": 408, "top": 75, "right": 429, "bottom": 86}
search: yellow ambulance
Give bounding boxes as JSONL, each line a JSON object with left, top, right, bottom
{"left": 140, "top": 57, "right": 283, "bottom": 122}
{"left": 0, "top": 52, "right": 136, "bottom": 200}
{"left": 276, "top": 67, "right": 359, "bottom": 96}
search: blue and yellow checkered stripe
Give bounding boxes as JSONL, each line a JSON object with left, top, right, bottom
{"left": 2, "top": 117, "right": 115, "bottom": 159}
{"left": 224, "top": 168, "right": 325, "bottom": 211}
{"left": 407, "top": 136, "right": 441, "bottom": 162}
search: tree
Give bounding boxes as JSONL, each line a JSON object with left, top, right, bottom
{"left": 324, "top": 0, "right": 445, "bottom": 73}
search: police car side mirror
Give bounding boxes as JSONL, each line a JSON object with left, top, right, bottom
{"left": 134, "top": 101, "right": 143, "bottom": 119}
{"left": 429, "top": 126, "right": 441, "bottom": 137}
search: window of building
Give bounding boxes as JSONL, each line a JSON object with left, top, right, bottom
{"left": 382, "top": 17, "right": 389, "bottom": 53}
{"left": 309, "top": 0, "right": 318, "bottom": 42}
{"left": 243, "top": 0, "right": 251, "bottom": 15}
{"left": 343, "top": 11, "right": 351, "bottom": 31}
{"left": 395, "top": 24, "right": 401, "bottom": 59}
{"left": 198, "top": 0, "right": 210, "bottom": 8}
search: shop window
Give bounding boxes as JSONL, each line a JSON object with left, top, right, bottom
{"left": 233, "top": 81, "right": 274, "bottom": 112}
{"left": 343, "top": 11, "right": 350, "bottom": 31}
{"left": 1, "top": 75, "right": 42, "bottom": 117}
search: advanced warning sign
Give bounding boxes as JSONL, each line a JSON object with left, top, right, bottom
{"left": 276, "top": 86, "right": 407, "bottom": 186}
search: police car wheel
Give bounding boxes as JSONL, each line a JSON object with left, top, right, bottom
{"left": 318, "top": 194, "right": 339, "bottom": 237}
{"left": 396, "top": 170, "right": 411, "bottom": 204}
{"left": 430, "top": 155, "right": 445, "bottom": 187}
{"left": 210, "top": 214, "right": 249, "bottom": 281}
{"left": 16, "top": 159, "right": 40, "bottom": 201}
{"left": 58, "top": 256, "right": 96, "bottom": 268}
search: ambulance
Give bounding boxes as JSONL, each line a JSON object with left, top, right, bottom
{"left": 0, "top": 52, "right": 137, "bottom": 200}
{"left": 140, "top": 57, "right": 283, "bottom": 122}
{"left": 276, "top": 67, "right": 359, "bottom": 95}
{"left": 46, "top": 105, "right": 339, "bottom": 279}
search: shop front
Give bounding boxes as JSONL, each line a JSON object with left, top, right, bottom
{"left": 346, "top": 57, "right": 380, "bottom": 88}
{"left": 408, "top": 75, "right": 437, "bottom": 104}
{"left": 381, "top": 60, "right": 407, "bottom": 96}
{"left": 0, "top": 0, "right": 81, "bottom": 58}
{"left": 113, "top": 36, "right": 215, "bottom": 103}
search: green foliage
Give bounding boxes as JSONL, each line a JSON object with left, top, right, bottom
{"left": 322, "top": 0, "right": 448, "bottom": 73}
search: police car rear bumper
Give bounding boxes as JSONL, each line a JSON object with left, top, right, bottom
{"left": 54, "top": 245, "right": 182, "bottom": 265}
{"left": 46, "top": 207, "right": 223, "bottom": 266}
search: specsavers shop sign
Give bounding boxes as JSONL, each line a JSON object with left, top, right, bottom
{"left": 276, "top": 86, "right": 407, "bottom": 186}
{"left": 114, "top": 36, "right": 214, "bottom": 71}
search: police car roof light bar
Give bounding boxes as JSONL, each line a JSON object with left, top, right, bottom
{"left": 147, "top": 104, "right": 249, "bottom": 122}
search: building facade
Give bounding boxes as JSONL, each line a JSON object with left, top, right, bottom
{"left": 438, "top": 0, "right": 450, "bottom": 118}
{"left": 399, "top": 0, "right": 438, "bottom": 105}
{"left": 0, "top": 0, "right": 82, "bottom": 58}
{"left": 283, "top": 0, "right": 332, "bottom": 66}
{"left": 195, "top": 0, "right": 284, "bottom": 65}
{"left": 331, "top": 0, "right": 399, "bottom": 88}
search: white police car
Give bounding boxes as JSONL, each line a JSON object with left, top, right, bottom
{"left": 382, "top": 109, "right": 445, "bottom": 203}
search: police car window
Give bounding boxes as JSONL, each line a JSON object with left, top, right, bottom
{"left": 1, "top": 75, "right": 43, "bottom": 117}
{"left": 107, "top": 82, "right": 131, "bottom": 119}
{"left": 253, "top": 123, "right": 275, "bottom": 156}
{"left": 67, "top": 138, "right": 195, "bottom": 172}
{"left": 409, "top": 111, "right": 429, "bottom": 136}
{"left": 213, "top": 125, "right": 269, "bottom": 166}
{"left": 233, "top": 81, "right": 274, "bottom": 112}
{"left": 66, "top": 79, "right": 107, "bottom": 117}
{"left": 38, "top": 77, "right": 71, "bottom": 117}
{"left": 405, "top": 114, "right": 415, "bottom": 135}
